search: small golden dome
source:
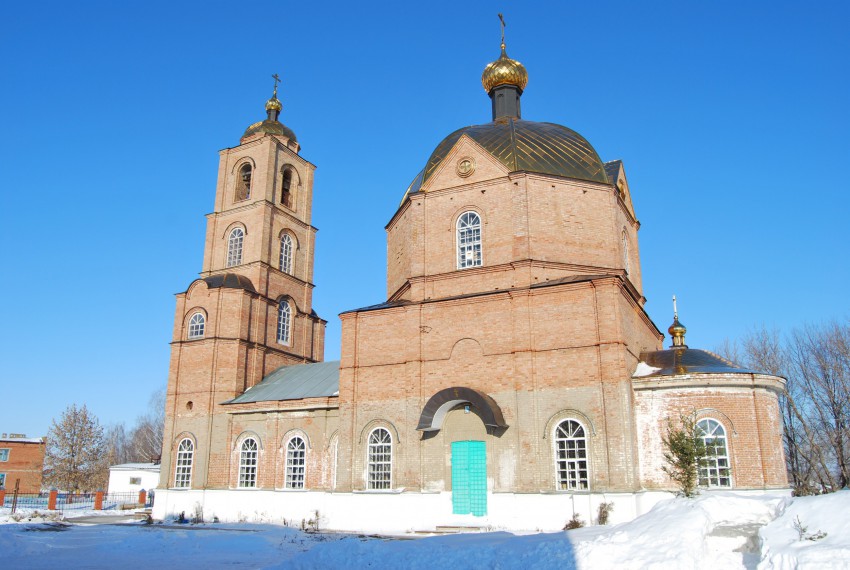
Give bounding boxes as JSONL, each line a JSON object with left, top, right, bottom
{"left": 482, "top": 43, "right": 528, "bottom": 93}
{"left": 265, "top": 96, "right": 282, "bottom": 112}
{"left": 668, "top": 317, "right": 687, "bottom": 348}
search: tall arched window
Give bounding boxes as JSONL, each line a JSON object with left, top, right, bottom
{"left": 238, "top": 438, "right": 258, "bottom": 488}
{"left": 457, "top": 211, "right": 482, "bottom": 269}
{"left": 697, "top": 419, "right": 731, "bottom": 487}
{"left": 188, "top": 313, "right": 205, "bottom": 339}
{"left": 226, "top": 227, "right": 244, "bottom": 268}
{"left": 285, "top": 436, "right": 306, "bottom": 489}
{"left": 554, "top": 419, "right": 589, "bottom": 490}
{"left": 281, "top": 168, "right": 293, "bottom": 208}
{"left": 174, "top": 438, "right": 194, "bottom": 488}
{"left": 367, "top": 428, "right": 392, "bottom": 490}
{"left": 279, "top": 234, "right": 293, "bottom": 275}
{"left": 235, "top": 163, "right": 252, "bottom": 201}
{"left": 622, "top": 230, "right": 630, "bottom": 275}
{"left": 277, "top": 300, "right": 291, "bottom": 345}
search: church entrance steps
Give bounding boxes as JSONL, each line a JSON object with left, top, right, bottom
{"left": 429, "top": 525, "right": 486, "bottom": 534}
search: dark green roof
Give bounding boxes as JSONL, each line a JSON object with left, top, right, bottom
{"left": 224, "top": 361, "right": 339, "bottom": 404}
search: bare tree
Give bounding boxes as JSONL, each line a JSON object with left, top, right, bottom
{"left": 128, "top": 388, "right": 165, "bottom": 463}
{"left": 104, "top": 423, "right": 132, "bottom": 466}
{"left": 44, "top": 404, "right": 108, "bottom": 492}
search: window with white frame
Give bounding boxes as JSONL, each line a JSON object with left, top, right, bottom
{"left": 457, "top": 211, "right": 482, "bottom": 269}
{"left": 129, "top": 477, "right": 142, "bottom": 485}
{"left": 235, "top": 163, "right": 252, "bottom": 201}
{"left": 277, "top": 300, "right": 291, "bottom": 345}
{"left": 367, "top": 428, "right": 392, "bottom": 490}
{"left": 226, "top": 227, "right": 244, "bottom": 268}
{"left": 0, "top": 449, "right": 9, "bottom": 462}
{"left": 279, "top": 234, "right": 293, "bottom": 275}
{"left": 555, "top": 419, "right": 589, "bottom": 490}
{"left": 0, "top": 473, "right": 5, "bottom": 488}
{"left": 188, "top": 313, "right": 205, "bottom": 339}
{"left": 174, "top": 438, "right": 194, "bottom": 488}
{"left": 238, "top": 438, "right": 259, "bottom": 488}
{"left": 285, "top": 436, "right": 306, "bottom": 489}
{"left": 697, "top": 418, "right": 731, "bottom": 487}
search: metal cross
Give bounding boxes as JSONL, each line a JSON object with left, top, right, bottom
{"left": 498, "top": 13, "right": 506, "bottom": 46}
{"left": 272, "top": 73, "right": 281, "bottom": 97}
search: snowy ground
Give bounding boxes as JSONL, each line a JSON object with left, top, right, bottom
{"left": 2, "top": 491, "right": 848, "bottom": 569}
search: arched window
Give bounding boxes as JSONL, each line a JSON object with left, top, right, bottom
{"left": 367, "top": 428, "right": 392, "bottom": 490}
{"left": 281, "top": 168, "right": 293, "bottom": 208}
{"left": 697, "top": 419, "right": 731, "bottom": 487}
{"left": 277, "top": 300, "right": 291, "bottom": 345}
{"left": 238, "top": 438, "right": 259, "bottom": 488}
{"left": 188, "top": 313, "right": 205, "bottom": 339}
{"left": 285, "top": 436, "right": 306, "bottom": 489}
{"left": 554, "top": 420, "right": 589, "bottom": 490}
{"left": 279, "top": 234, "right": 293, "bottom": 275}
{"left": 457, "top": 211, "right": 482, "bottom": 269}
{"left": 226, "top": 227, "right": 244, "bottom": 268}
{"left": 174, "top": 438, "right": 194, "bottom": 488}
{"left": 235, "top": 163, "right": 252, "bottom": 201}
{"left": 622, "top": 230, "right": 630, "bottom": 275}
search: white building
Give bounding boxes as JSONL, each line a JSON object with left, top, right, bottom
{"left": 107, "top": 463, "right": 160, "bottom": 494}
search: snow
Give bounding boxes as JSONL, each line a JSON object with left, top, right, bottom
{"left": 633, "top": 362, "right": 662, "bottom": 377}
{"left": 3, "top": 492, "right": 849, "bottom": 569}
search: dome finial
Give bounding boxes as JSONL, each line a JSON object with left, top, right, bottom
{"left": 498, "top": 12, "right": 506, "bottom": 51}
{"left": 265, "top": 73, "right": 283, "bottom": 118}
{"left": 668, "top": 294, "right": 688, "bottom": 349}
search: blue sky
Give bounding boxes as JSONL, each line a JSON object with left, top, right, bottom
{"left": 1, "top": 1, "right": 847, "bottom": 438}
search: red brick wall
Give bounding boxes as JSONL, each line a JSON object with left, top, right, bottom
{"left": 0, "top": 440, "right": 45, "bottom": 493}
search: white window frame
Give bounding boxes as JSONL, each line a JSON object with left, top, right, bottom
{"left": 226, "top": 227, "right": 244, "bottom": 268}
{"left": 238, "top": 438, "right": 259, "bottom": 488}
{"left": 697, "top": 418, "right": 732, "bottom": 488}
{"left": 188, "top": 313, "right": 205, "bottom": 339}
{"left": 367, "top": 428, "right": 392, "bottom": 490}
{"left": 0, "top": 473, "right": 5, "bottom": 488}
{"left": 554, "top": 419, "right": 589, "bottom": 490}
{"left": 277, "top": 301, "right": 291, "bottom": 345}
{"left": 457, "top": 211, "right": 483, "bottom": 269}
{"left": 284, "top": 436, "right": 306, "bottom": 490}
{"left": 279, "top": 234, "right": 294, "bottom": 275}
{"left": 0, "top": 449, "right": 9, "bottom": 462}
{"left": 174, "top": 438, "right": 194, "bottom": 489}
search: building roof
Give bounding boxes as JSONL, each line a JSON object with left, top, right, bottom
{"left": 403, "top": 119, "right": 610, "bottom": 201}
{"left": 636, "top": 348, "right": 759, "bottom": 377}
{"left": 203, "top": 273, "right": 256, "bottom": 292}
{"left": 109, "top": 462, "right": 161, "bottom": 472}
{"left": 225, "top": 360, "right": 340, "bottom": 404}
{"left": 604, "top": 160, "right": 622, "bottom": 183}
{"left": 0, "top": 437, "right": 44, "bottom": 444}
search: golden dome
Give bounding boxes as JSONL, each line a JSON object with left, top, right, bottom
{"left": 481, "top": 44, "right": 528, "bottom": 93}
{"left": 265, "top": 96, "right": 282, "bottom": 112}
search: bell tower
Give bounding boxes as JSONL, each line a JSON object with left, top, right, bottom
{"left": 160, "top": 78, "right": 326, "bottom": 489}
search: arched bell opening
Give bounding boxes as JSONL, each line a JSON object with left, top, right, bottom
{"left": 416, "top": 387, "right": 508, "bottom": 440}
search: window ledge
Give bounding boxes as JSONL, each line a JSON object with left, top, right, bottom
{"left": 352, "top": 487, "right": 405, "bottom": 494}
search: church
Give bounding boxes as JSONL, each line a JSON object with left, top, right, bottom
{"left": 152, "top": 34, "right": 788, "bottom": 532}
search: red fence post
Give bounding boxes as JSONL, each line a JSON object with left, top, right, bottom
{"left": 138, "top": 490, "right": 146, "bottom": 506}
{"left": 48, "top": 490, "right": 58, "bottom": 511}
{"left": 94, "top": 491, "right": 104, "bottom": 510}
{"left": 0, "top": 489, "right": 5, "bottom": 505}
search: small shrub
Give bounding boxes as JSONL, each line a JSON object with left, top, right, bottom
{"left": 793, "top": 515, "right": 827, "bottom": 541}
{"left": 597, "top": 501, "right": 614, "bottom": 525}
{"left": 564, "top": 513, "right": 584, "bottom": 530}
{"left": 191, "top": 502, "right": 204, "bottom": 524}
{"left": 662, "top": 415, "right": 706, "bottom": 498}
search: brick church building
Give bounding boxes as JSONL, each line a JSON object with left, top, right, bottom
{"left": 152, "top": 38, "right": 788, "bottom": 531}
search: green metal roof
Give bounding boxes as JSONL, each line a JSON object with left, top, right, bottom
{"left": 225, "top": 360, "right": 339, "bottom": 404}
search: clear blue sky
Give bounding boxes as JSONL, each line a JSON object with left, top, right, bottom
{"left": 1, "top": 1, "right": 847, "bottom": 438}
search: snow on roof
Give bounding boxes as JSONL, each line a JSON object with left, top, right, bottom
{"left": 108, "top": 462, "right": 161, "bottom": 471}
{"left": 632, "top": 362, "right": 662, "bottom": 377}
{"left": 0, "top": 437, "right": 44, "bottom": 444}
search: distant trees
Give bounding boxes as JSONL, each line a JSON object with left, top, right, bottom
{"left": 719, "top": 320, "right": 850, "bottom": 494}
{"left": 44, "top": 404, "right": 108, "bottom": 492}
{"left": 105, "top": 388, "right": 166, "bottom": 465}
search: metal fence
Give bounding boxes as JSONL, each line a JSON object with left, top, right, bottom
{"left": 1, "top": 491, "right": 153, "bottom": 513}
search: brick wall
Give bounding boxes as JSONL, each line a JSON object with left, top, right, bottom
{"left": 0, "top": 439, "right": 45, "bottom": 493}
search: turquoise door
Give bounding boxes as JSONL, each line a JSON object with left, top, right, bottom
{"left": 451, "top": 440, "right": 487, "bottom": 516}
